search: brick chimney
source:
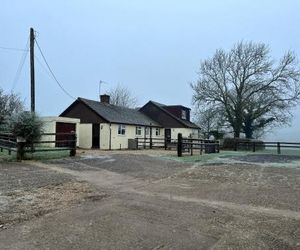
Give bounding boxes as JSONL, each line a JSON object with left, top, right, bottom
{"left": 100, "top": 94, "right": 110, "bottom": 104}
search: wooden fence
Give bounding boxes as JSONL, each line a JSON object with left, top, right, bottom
{"left": 235, "top": 141, "right": 300, "bottom": 154}
{"left": 0, "top": 132, "right": 77, "bottom": 160}
{"left": 177, "top": 133, "right": 220, "bottom": 157}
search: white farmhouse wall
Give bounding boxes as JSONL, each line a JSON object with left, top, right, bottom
{"left": 170, "top": 128, "right": 200, "bottom": 140}
{"left": 101, "top": 124, "right": 164, "bottom": 150}
{"left": 79, "top": 124, "right": 92, "bottom": 149}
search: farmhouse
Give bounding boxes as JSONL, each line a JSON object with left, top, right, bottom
{"left": 60, "top": 95, "right": 200, "bottom": 149}
{"left": 140, "top": 101, "right": 200, "bottom": 141}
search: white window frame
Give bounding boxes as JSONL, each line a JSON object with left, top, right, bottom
{"left": 136, "top": 126, "right": 142, "bottom": 136}
{"left": 181, "top": 110, "right": 187, "bottom": 120}
{"left": 155, "top": 128, "right": 160, "bottom": 136}
{"left": 118, "top": 124, "right": 126, "bottom": 135}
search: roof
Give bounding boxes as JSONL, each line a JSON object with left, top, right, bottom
{"left": 78, "top": 98, "right": 161, "bottom": 127}
{"left": 145, "top": 101, "right": 200, "bottom": 129}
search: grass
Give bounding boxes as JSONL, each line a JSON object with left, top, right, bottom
{"left": 0, "top": 147, "right": 71, "bottom": 161}
{"left": 164, "top": 148, "right": 300, "bottom": 164}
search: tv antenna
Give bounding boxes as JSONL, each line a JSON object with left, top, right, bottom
{"left": 99, "top": 80, "right": 109, "bottom": 96}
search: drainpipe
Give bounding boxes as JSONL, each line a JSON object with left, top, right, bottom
{"left": 109, "top": 123, "right": 112, "bottom": 150}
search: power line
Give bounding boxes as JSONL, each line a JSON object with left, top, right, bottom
{"left": 11, "top": 38, "right": 30, "bottom": 91}
{"left": 0, "top": 46, "right": 29, "bottom": 52}
{"left": 34, "top": 38, "right": 75, "bottom": 100}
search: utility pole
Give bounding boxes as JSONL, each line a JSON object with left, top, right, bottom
{"left": 30, "top": 27, "right": 35, "bottom": 112}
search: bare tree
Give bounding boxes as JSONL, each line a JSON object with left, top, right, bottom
{"left": 191, "top": 41, "right": 300, "bottom": 138}
{"left": 107, "top": 84, "right": 138, "bottom": 108}
{"left": 193, "top": 106, "right": 224, "bottom": 139}
{"left": 0, "top": 88, "right": 24, "bottom": 126}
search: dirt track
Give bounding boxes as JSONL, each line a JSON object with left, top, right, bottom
{"left": 0, "top": 151, "right": 299, "bottom": 249}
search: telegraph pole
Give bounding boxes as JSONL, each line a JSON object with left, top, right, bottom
{"left": 30, "top": 27, "right": 35, "bottom": 112}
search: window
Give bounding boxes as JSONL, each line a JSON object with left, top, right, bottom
{"left": 155, "top": 128, "right": 160, "bottom": 136}
{"left": 145, "top": 127, "right": 150, "bottom": 136}
{"left": 136, "top": 126, "right": 142, "bottom": 136}
{"left": 181, "top": 110, "right": 187, "bottom": 120}
{"left": 118, "top": 125, "right": 126, "bottom": 135}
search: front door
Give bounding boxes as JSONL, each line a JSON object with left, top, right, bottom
{"left": 92, "top": 124, "right": 100, "bottom": 148}
{"left": 165, "top": 128, "right": 171, "bottom": 143}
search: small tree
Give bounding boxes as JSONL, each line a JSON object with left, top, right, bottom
{"left": 107, "top": 84, "right": 138, "bottom": 108}
{"left": 7, "top": 112, "right": 44, "bottom": 144}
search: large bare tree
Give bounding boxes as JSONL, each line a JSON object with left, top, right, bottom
{"left": 107, "top": 84, "right": 138, "bottom": 108}
{"left": 191, "top": 41, "right": 300, "bottom": 138}
{"left": 0, "top": 88, "right": 24, "bottom": 126}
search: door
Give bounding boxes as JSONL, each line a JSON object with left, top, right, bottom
{"left": 92, "top": 124, "right": 100, "bottom": 148}
{"left": 56, "top": 122, "right": 76, "bottom": 147}
{"left": 165, "top": 128, "right": 171, "bottom": 144}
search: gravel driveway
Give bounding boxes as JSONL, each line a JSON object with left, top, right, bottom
{"left": 0, "top": 151, "right": 299, "bottom": 249}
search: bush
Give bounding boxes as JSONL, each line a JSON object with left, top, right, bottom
{"left": 6, "top": 111, "right": 44, "bottom": 144}
{"left": 222, "top": 137, "right": 265, "bottom": 151}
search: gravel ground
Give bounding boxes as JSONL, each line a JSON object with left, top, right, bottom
{"left": 0, "top": 162, "right": 105, "bottom": 226}
{"left": 1, "top": 151, "right": 300, "bottom": 249}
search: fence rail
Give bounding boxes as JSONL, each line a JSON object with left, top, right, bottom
{"left": 0, "top": 132, "right": 77, "bottom": 160}
{"left": 235, "top": 141, "right": 300, "bottom": 154}
{"left": 177, "top": 134, "right": 220, "bottom": 157}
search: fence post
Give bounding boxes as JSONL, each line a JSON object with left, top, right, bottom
{"left": 252, "top": 141, "right": 256, "bottom": 152}
{"left": 277, "top": 142, "right": 281, "bottom": 155}
{"left": 234, "top": 141, "right": 237, "bottom": 151}
{"left": 135, "top": 138, "right": 139, "bottom": 150}
{"left": 164, "top": 138, "right": 167, "bottom": 150}
{"left": 190, "top": 140, "right": 193, "bottom": 156}
{"left": 70, "top": 133, "right": 76, "bottom": 157}
{"left": 177, "top": 133, "right": 182, "bottom": 157}
{"left": 16, "top": 142, "right": 25, "bottom": 161}
{"left": 144, "top": 136, "right": 146, "bottom": 149}
{"left": 200, "top": 140, "right": 203, "bottom": 155}
{"left": 150, "top": 137, "right": 153, "bottom": 149}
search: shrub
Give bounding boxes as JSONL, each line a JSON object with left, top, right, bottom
{"left": 6, "top": 111, "right": 44, "bottom": 144}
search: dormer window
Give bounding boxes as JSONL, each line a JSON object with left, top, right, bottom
{"left": 181, "top": 110, "right": 187, "bottom": 120}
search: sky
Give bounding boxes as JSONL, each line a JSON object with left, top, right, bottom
{"left": 1, "top": 0, "right": 300, "bottom": 141}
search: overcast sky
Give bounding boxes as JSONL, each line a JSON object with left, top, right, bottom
{"left": 1, "top": 0, "right": 299, "bottom": 140}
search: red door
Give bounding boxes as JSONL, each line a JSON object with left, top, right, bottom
{"left": 56, "top": 122, "right": 76, "bottom": 147}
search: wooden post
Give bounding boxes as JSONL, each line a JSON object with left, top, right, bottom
{"left": 164, "top": 137, "right": 167, "bottom": 150}
{"left": 216, "top": 142, "right": 220, "bottom": 153}
{"left": 234, "top": 141, "right": 237, "bottom": 151}
{"left": 150, "top": 126, "right": 152, "bottom": 149}
{"left": 190, "top": 140, "right": 193, "bottom": 156}
{"left": 16, "top": 142, "right": 25, "bottom": 161}
{"left": 135, "top": 138, "right": 139, "bottom": 150}
{"left": 252, "top": 141, "right": 256, "bottom": 152}
{"left": 177, "top": 133, "right": 182, "bottom": 157}
{"left": 70, "top": 133, "right": 76, "bottom": 157}
{"left": 30, "top": 28, "right": 35, "bottom": 113}
{"left": 277, "top": 142, "right": 281, "bottom": 155}
{"left": 144, "top": 136, "right": 146, "bottom": 149}
{"left": 200, "top": 140, "right": 203, "bottom": 155}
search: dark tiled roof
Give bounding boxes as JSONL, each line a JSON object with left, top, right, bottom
{"left": 79, "top": 98, "right": 161, "bottom": 127}
{"left": 147, "top": 101, "right": 200, "bottom": 129}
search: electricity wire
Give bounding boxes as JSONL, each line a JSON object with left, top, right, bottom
{"left": 35, "top": 38, "right": 75, "bottom": 100}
